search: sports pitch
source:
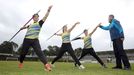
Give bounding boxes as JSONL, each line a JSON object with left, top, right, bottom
{"left": 0, "top": 61, "right": 133, "bottom": 75}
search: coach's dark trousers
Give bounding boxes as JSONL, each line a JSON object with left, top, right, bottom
{"left": 113, "top": 38, "right": 131, "bottom": 68}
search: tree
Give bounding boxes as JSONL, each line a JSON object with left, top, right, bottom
{"left": 10, "top": 41, "right": 18, "bottom": 51}
{"left": 43, "top": 49, "right": 50, "bottom": 56}
{"left": 0, "top": 41, "right": 18, "bottom": 54}
{"left": 43, "top": 45, "right": 60, "bottom": 56}
{"left": 53, "top": 46, "right": 60, "bottom": 55}
{"left": 74, "top": 47, "right": 82, "bottom": 57}
{"left": 47, "top": 46, "right": 54, "bottom": 56}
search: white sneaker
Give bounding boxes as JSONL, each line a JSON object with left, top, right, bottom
{"left": 79, "top": 65, "right": 85, "bottom": 69}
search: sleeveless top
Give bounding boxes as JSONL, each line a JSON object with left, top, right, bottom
{"left": 25, "top": 22, "right": 41, "bottom": 39}
{"left": 83, "top": 35, "right": 92, "bottom": 49}
{"left": 62, "top": 32, "right": 70, "bottom": 43}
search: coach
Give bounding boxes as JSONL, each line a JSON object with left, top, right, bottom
{"left": 99, "top": 14, "right": 131, "bottom": 70}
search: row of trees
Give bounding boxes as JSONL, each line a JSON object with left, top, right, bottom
{"left": 1, "top": 41, "right": 134, "bottom": 57}
{"left": 0, "top": 41, "right": 82, "bottom": 56}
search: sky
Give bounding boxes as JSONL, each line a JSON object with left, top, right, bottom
{"left": 0, "top": 0, "right": 134, "bottom": 51}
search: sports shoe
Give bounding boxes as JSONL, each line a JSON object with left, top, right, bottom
{"left": 44, "top": 64, "right": 52, "bottom": 71}
{"left": 18, "top": 63, "right": 23, "bottom": 68}
{"left": 112, "top": 66, "right": 122, "bottom": 69}
{"left": 124, "top": 67, "right": 131, "bottom": 70}
{"left": 74, "top": 63, "right": 78, "bottom": 67}
{"left": 79, "top": 65, "right": 85, "bottom": 70}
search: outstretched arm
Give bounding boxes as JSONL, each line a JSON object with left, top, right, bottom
{"left": 99, "top": 20, "right": 116, "bottom": 30}
{"left": 99, "top": 19, "right": 123, "bottom": 32}
{"left": 42, "top": 5, "right": 53, "bottom": 22}
{"left": 68, "top": 22, "right": 80, "bottom": 33}
{"left": 89, "top": 23, "right": 100, "bottom": 36}
{"left": 71, "top": 37, "right": 82, "bottom": 41}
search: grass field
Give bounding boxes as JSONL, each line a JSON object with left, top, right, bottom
{"left": 0, "top": 61, "right": 133, "bottom": 75}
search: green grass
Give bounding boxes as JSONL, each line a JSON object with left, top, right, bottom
{"left": 0, "top": 61, "right": 133, "bottom": 75}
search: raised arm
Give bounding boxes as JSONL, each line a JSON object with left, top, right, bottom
{"left": 68, "top": 22, "right": 80, "bottom": 33}
{"left": 42, "top": 5, "right": 53, "bottom": 22}
{"left": 89, "top": 23, "right": 100, "bottom": 36}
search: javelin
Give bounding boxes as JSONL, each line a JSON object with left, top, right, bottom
{"left": 9, "top": 10, "right": 41, "bottom": 42}
{"left": 46, "top": 24, "right": 67, "bottom": 41}
{"left": 71, "top": 26, "right": 90, "bottom": 41}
